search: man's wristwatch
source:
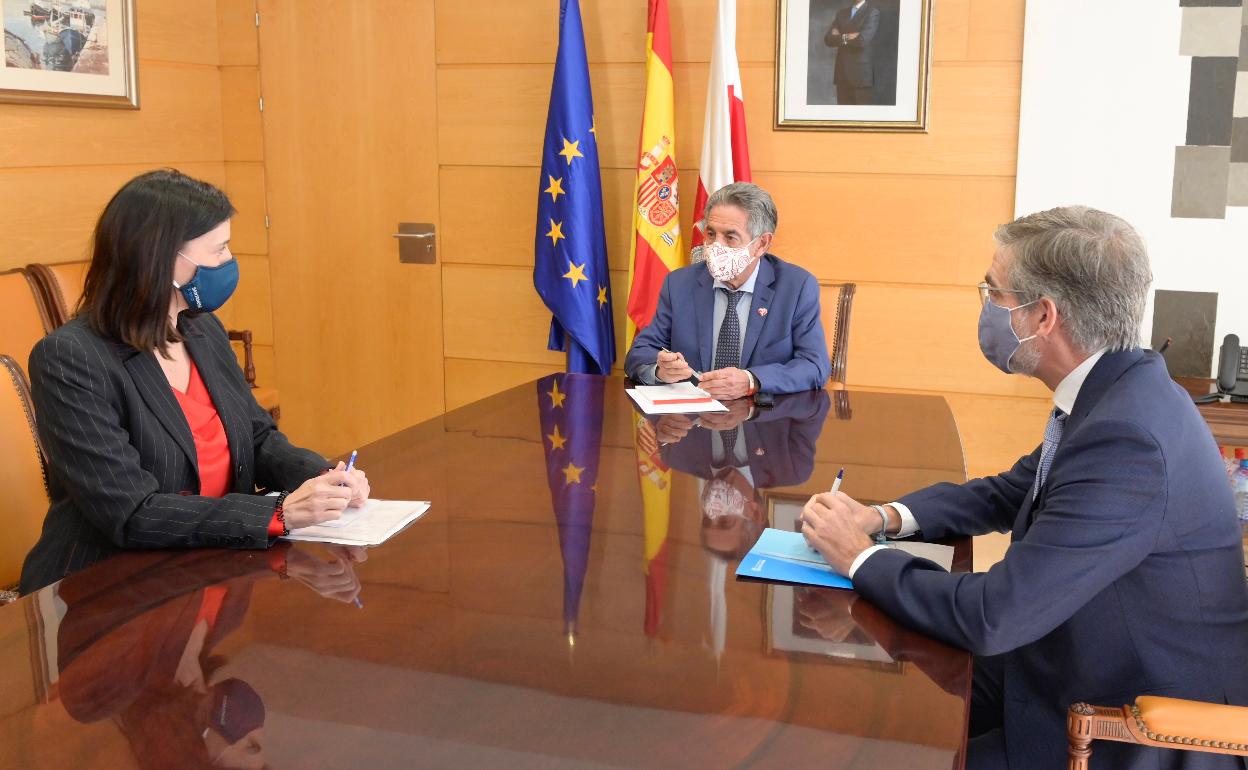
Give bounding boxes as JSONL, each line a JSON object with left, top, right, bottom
{"left": 745, "top": 370, "right": 758, "bottom": 396}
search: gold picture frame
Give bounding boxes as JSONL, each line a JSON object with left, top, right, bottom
{"left": 775, "top": 0, "right": 932, "bottom": 132}
{"left": 1, "top": 0, "right": 139, "bottom": 109}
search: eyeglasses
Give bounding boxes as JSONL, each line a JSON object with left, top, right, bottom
{"left": 976, "top": 281, "right": 1027, "bottom": 307}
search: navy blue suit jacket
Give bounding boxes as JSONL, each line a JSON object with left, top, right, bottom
{"left": 660, "top": 390, "right": 830, "bottom": 488}
{"left": 624, "top": 254, "right": 831, "bottom": 394}
{"left": 854, "top": 350, "right": 1248, "bottom": 770}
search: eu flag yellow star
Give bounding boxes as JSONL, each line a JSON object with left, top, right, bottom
{"left": 558, "top": 138, "right": 584, "bottom": 165}
{"left": 545, "top": 175, "right": 566, "bottom": 203}
{"left": 596, "top": 285, "right": 608, "bottom": 307}
{"left": 547, "top": 380, "right": 566, "bottom": 408}
{"left": 547, "top": 424, "right": 567, "bottom": 450}
{"left": 546, "top": 219, "right": 565, "bottom": 247}
{"left": 563, "top": 260, "right": 588, "bottom": 288}
{"left": 562, "top": 461, "right": 585, "bottom": 485}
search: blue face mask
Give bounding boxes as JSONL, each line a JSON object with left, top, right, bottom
{"left": 978, "top": 298, "right": 1039, "bottom": 373}
{"left": 174, "top": 252, "right": 239, "bottom": 312}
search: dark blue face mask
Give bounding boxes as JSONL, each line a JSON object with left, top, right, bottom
{"left": 174, "top": 252, "right": 239, "bottom": 312}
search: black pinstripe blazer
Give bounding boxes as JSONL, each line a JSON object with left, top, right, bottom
{"left": 20, "top": 313, "right": 327, "bottom": 594}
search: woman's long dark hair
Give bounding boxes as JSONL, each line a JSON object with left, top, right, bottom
{"left": 80, "top": 169, "right": 235, "bottom": 356}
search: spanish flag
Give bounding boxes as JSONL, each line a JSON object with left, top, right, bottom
{"left": 624, "top": 0, "right": 683, "bottom": 346}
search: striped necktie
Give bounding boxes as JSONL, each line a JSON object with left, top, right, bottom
{"left": 1032, "top": 408, "right": 1067, "bottom": 500}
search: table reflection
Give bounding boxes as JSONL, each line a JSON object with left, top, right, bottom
{"left": 22, "top": 545, "right": 365, "bottom": 769}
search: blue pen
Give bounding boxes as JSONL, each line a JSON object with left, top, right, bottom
{"left": 345, "top": 450, "right": 362, "bottom": 609}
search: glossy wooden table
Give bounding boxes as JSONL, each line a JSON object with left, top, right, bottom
{"left": 0, "top": 377, "right": 972, "bottom": 770}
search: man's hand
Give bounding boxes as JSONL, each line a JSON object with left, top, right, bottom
{"left": 845, "top": 31, "right": 859, "bottom": 40}
{"left": 796, "top": 588, "right": 859, "bottom": 642}
{"left": 800, "top": 492, "right": 876, "bottom": 574}
{"left": 655, "top": 414, "right": 695, "bottom": 445}
{"left": 697, "top": 397, "right": 752, "bottom": 431}
{"left": 700, "top": 367, "right": 752, "bottom": 400}
{"left": 656, "top": 350, "right": 695, "bottom": 383}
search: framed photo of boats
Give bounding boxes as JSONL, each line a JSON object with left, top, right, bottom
{"left": 2, "top": 0, "right": 138, "bottom": 108}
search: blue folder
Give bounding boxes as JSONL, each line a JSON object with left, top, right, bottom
{"left": 734, "top": 528, "right": 853, "bottom": 590}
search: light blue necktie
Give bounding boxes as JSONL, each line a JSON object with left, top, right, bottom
{"left": 851, "top": 4, "right": 859, "bottom": 19}
{"left": 1033, "top": 408, "right": 1067, "bottom": 500}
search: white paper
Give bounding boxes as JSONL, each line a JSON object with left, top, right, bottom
{"left": 283, "top": 499, "right": 430, "bottom": 546}
{"left": 625, "top": 382, "right": 730, "bottom": 415}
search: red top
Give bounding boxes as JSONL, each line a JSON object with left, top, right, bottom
{"left": 172, "top": 360, "right": 232, "bottom": 497}
{"left": 171, "top": 360, "right": 285, "bottom": 537}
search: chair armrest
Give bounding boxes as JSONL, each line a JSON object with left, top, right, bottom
{"left": 1133, "top": 696, "right": 1248, "bottom": 750}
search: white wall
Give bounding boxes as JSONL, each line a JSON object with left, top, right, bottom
{"left": 1014, "top": 0, "right": 1248, "bottom": 374}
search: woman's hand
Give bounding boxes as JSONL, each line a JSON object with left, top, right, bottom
{"left": 331, "top": 459, "right": 370, "bottom": 507}
{"left": 280, "top": 472, "right": 353, "bottom": 529}
{"left": 285, "top": 545, "right": 367, "bottom": 603}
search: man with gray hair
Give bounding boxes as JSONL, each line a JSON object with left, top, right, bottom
{"left": 801, "top": 206, "right": 1248, "bottom": 769}
{"left": 625, "top": 182, "right": 831, "bottom": 400}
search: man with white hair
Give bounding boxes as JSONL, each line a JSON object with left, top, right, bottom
{"left": 801, "top": 206, "right": 1248, "bottom": 769}
{"left": 625, "top": 182, "right": 831, "bottom": 399}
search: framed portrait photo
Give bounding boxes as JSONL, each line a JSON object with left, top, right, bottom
{"left": 775, "top": 0, "right": 932, "bottom": 132}
{"left": 2, "top": 0, "right": 138, "bottom": 108}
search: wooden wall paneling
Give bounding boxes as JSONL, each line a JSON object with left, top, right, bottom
{"left": 137, "top": 0, "right": 220, "bottom": 66}
{"left": 444, "top": 359, "right": 563, "bottom": 411}
{"left": 220, "top": 67, "right": 265, "bottom": 162}
{"left": 434, "top": 0, "right": 778, "bottom": 66}
{"left": 0, "top": 163, "right": 226, "bottom": 270}
{"left": 259, "top": 0, "right": 443, "bottom": 455}
{"left": 738, "top": 61, "right": 1022, "bottom": 177}
{"left": 756, "top": 171, "right": 1013, "bottom": 286}
{"left": 442, "top": 264, "right": 627, "bottom": 366}
{"left": 830, "top": 283, "right": 1050, "bottom": 399}
{"left": 0, "top": 64, "right": 224, "bottom": 169}
{"left": 433, "top": 0, "right": 1021, "bottom": 67}
{"left": 965, "top": 0, "right": 1027, "bottom": 62}
{"left": 224, "top": 162, "right": 268, "bottom": 255}
{"left": 438, "top": 61, "right": 1021, "bottom": 178}
{"left": 941, "top": 392, "right": 1051, "bottom": 478}
{"left": 218, "top": 0, "right": 260, "bottom": 66}
{"left": 440, "top": 165, "right": 637, "bottom": 272}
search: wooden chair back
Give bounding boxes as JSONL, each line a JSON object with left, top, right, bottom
{"left": 0, "top": 355, "right": 49, "bottom": 592}
{"left": 825, "top": 282, "right": 856, "bottom": 388}
{"left": 26, "top": 260, "right": 88, "bottom": 329}
{"left": 0, "top": 268, "right": 56, "bottom": 373}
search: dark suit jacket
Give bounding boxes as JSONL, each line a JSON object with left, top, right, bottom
{"left": 826, "top": 1, "right": 881, "bottom": 87}
{"left": 20, "top": 313, "right": 327, "bottom": 594}
{"left": 660, "top": 389, "right": 830, "bottom": 488}
{"left": 624, "top": 254, "right": 831, "bottom": 394}
{"left": 853, "top": 350, "right": 1248, "bottom": 770}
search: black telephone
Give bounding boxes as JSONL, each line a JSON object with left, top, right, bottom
{"left": 1213, "top": 334, "right": 1248, "bottom": 402}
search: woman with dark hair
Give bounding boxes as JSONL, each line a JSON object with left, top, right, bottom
{"left": 20, "top": 169, "right": 368, "bottom": 594}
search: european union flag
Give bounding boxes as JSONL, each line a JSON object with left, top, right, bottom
{"left": 536, "top": 373, "right": 606, "bottom": 635}
{"left": 534, "top": 0, "right": 615, "bottom": 375}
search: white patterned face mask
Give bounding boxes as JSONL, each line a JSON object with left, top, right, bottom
{"left": 701, "top": 477, "right": 747, "bottom": 520}
{"left": 704, "top": 237, "right": 759, "bottom": 283}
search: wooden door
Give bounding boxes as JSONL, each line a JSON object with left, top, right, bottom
{"left": 258, "top": 0, "right": 443, "bottom": 455}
